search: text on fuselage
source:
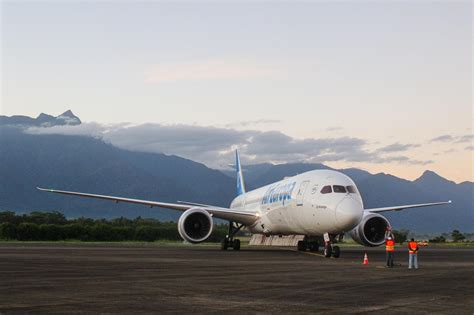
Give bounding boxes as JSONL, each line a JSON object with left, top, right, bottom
{"left": 261, "top": 182, "right": 297, "bottom": 205}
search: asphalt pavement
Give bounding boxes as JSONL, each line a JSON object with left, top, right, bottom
{"left": 0, "top": 243, "right": 472, "bottom": 313}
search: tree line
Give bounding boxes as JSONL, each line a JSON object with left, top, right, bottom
{"left": 0, "top": 211, "right": 228, "bottom": 242}
{"left": 429, "top": 230, "right": 467, "bottom": 243}
{"left": 391, "top": 229, "right": 469, "bottom": 243}
{"left": 0, "top": 211, "right": 469, "bottom": 243}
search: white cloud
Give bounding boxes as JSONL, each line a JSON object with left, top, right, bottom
{"left": 25, "top": 122, "right": 433, "bottom": 169}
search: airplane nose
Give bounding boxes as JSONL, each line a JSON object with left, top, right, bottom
{"left": 335, "top": 197, "right": 363, "bottom": 230}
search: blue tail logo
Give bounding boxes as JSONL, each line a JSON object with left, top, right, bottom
{"left": 235, "top": 150, "right": 246, "bottom": 196}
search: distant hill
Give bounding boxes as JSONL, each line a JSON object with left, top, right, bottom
{"left": 0, "top": 126, "right": 234, "bottom": 221}
{"left": 0, "top": 111, "right": 472, "bottom": 233}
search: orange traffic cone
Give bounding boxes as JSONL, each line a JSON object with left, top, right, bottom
{"left": 363, "top": 252, "right": 369, "bottom": 265}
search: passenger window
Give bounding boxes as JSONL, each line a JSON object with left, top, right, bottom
{"left": 320, "top": 185, "right": 332, "bottom": 194}
{"left": 346, "top": 185, "right": 357, "bottom": 194}
{"left": 333, "top": 185, "right": 347, "bottom": 193}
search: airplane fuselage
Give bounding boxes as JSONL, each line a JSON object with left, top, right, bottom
{"left": 230, "top": 170, "right": 364, "bottom": 236}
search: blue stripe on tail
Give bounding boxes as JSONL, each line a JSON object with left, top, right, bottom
{"left": 235, "top": 150, "right": 246, "bottom": 196}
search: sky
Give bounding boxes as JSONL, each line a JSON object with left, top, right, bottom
{"left": 1, "top": 0, "right": 473, "bottom": 182}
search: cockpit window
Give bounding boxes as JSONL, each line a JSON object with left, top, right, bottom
{"left": 320, "top": 185, "right": 332, "bottom": 194}
{"left": 346, "top": 185, "right": 357, "bottom": 194}
{"left": 333, "top": 185, "right": 347, "bottom": 193}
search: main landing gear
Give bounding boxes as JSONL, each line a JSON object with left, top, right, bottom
{"left": 221, "top": 221, "right": 244, "bottom": 251}
{"left": 297, "top": 234, "right": 340, "bottom": 258}
{"left": 297, "top": 237, "right": 319, "bottom": 252}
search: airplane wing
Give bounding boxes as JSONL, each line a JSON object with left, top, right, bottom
{"left": 177, "top": 200, "right": 229, "bottom": 209}
{"left": 37, "top": 187, "right": 258, "bottom": 225}
{"left": 365, "top": 200, "right": 452, "bottom": 213}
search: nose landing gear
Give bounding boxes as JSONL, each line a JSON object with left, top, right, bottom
{"left": 324, "top": 233, "right": 340, "bottom": 258}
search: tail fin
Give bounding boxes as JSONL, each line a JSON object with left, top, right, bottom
{"left": 235, "top": 150, "right": 246, "bottom": 196}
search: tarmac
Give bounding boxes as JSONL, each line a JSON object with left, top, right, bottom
{"left": 0, "top": 243, "right": 473, "bottom": 314}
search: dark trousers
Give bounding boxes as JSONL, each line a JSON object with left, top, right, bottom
{"left": 386, "top": 251, "right": 394, "bottom": 267}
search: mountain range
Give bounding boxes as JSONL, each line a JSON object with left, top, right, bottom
{"left": 0, "top": 110, "right": 81, "bottom": 127}
{"left": 0, "top": 111, "right": 472, "bottom": 233}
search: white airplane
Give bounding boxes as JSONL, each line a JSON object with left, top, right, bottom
{"left": 38, "top": 150, "right": 451, "bottom": 257}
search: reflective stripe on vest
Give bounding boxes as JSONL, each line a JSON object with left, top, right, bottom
{"left": 386, "top": 240, "right": 395, "bottom": 252}
{"left": 408, "top": 241, "right": 418, "bottom": 254}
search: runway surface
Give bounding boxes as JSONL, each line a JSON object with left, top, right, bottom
{"left": 0, "top": 243, "right": 473, "bottom": 314}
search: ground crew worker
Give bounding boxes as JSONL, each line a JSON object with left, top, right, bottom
{"left": 385, "top": 226, "right": 394, "bottom": 240}
{"left": 408, "top": 238, "right": 419, "bottom": 269}
{"left": 385, "top": 236, "right": 395, "bottom": 268}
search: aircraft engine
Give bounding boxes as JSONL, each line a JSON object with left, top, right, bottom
{"left": 178, "top": 208, "right": 214, "bottom": 243}
{"left": 348, "top": 212, "right": 391, "bottom": 247}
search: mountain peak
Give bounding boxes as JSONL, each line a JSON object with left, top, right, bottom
{"left": 417, "top": 170, "right": 447, "bottom": 181}
{"left": 36, "top": 113, "right": 55, "bottom": 121}
{"left": 56, "top": 110, "right": 81, "bottom": 125}
{"left": 59, "top": 110, "right": 76, "bottom": 118}
{"left": 414, "top": 170, "right": 455, "bottom": 186}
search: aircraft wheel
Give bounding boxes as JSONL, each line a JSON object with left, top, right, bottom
{"left": 309, "top": 241, "right": 319, "bottom": 252}
{"left": 297, "top": 240, "right": 307, "bottom": 251}
{"left": 233, "top": 239, "right": 241, "bottom": 250}
{"left": 324, "top": 245, "right": 332, "bottom": 258}
{"left": 221, "top": 238, "right": 229, "bottom": 250}
{"left": 332, "top": 246, "right": 340, "bottom": 258}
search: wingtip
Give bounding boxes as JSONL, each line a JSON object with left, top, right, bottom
{"left": 37, "top": 187, "right": 53, "bottom": 192}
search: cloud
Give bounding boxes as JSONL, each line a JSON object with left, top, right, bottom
{"left": 411, "top": 159, "right": 434, "bottom": 165}
{"left": 377, "top": 143, "right": 420, "bottom": 153}
{"left": 466, "top": 145, "right": 474, "bottom": 151}
{"left": 430, "top": 135, "right": 454, "bottom": 142}
{"left": 456, "top": 134, "right": 474, "bottom": 143}
{"left": 326, "top": 126, "right": 343, "bottom": 132}
{"left": 25, "top": 123, "right": 432, "bottom": 169}
{"left": 243, "top": 132, "right": 373, "bottom": 164}
{"left": 224, "top": 119, "right": 281, "bottom": 128}
{"left": 430, "top": 134, "right": 473, "bottom": 143}
{"left": 443, "top": 149, "right": 456, "bottom": 154}
{"left": 26, "top": 122, "right": 108, "bottom": 137}
{"left": 145, "top": 59, "right": 278, "bottom": 83}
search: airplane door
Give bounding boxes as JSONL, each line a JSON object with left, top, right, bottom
{"left": 296, "top": 181, "right": 310, "bottom": 206}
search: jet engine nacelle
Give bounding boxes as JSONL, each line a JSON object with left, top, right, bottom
{"left": 348, "top": 212, "right": 391, "bottom": 247}
{"left": 178, "top": 207, "right": 214, "bottom": 243}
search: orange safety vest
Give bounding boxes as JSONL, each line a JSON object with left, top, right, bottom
{"left": 408, "top": 241, "right": 418, "bottom": 254}
{"left": 386, "top": 239, "right": 395, "bottom": 252}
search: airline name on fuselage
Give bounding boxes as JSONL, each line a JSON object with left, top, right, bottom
{"left": 261, "top": 181, "right": 297, "bottom": 205}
